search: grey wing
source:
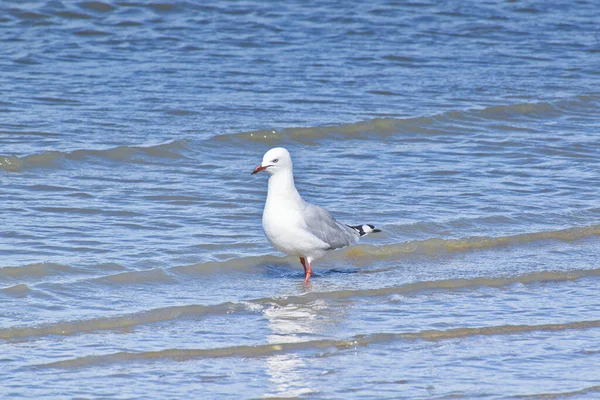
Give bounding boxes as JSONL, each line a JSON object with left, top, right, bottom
{"left": 302, "top": 203, "right": 360, "bottom": 250}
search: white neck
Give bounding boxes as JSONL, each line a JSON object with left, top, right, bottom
{"left": 267, "top": 169, "right": 303, "bottom": 204}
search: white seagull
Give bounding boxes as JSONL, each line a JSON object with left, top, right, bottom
{"left": 252, "top": 147, "right": 380, "bottom": 282}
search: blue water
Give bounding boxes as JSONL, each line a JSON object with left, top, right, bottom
{"left": 1, "top": 1, "right": 600, "bottom": 399}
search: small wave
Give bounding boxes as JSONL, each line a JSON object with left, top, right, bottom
{"left": 78, "top": 2, "right": 116, "bottom": 13}
{"left": 0, "top": 262, "right": 125, "bottom": 284}
{"left": 515, "top": 385, "right": 600, "bottom": 399}
{"left": 93, "top": 268, "right": 177, "bottom": 285}
{"left": 23, "top": 225, "right": 597, "bottom": 290}
{"left": 10, "top": 10, "right": 50, "bottom": 21}
{"left": 13, "top": 56, "right": 41, "bottom": 65}
{"left": 344, "top": 225, "right": 600, "bottom": 259}
{"left": 0, "top": 302, "right": 241, "bottom": 341}
{"left": 0, "top": 140, "right": 190, "bottom": 172}
{"left": 0, "top": 283, "right": 31, "bottom": 298}
{"left": 37, "top": 319, "right": 600, "bottom": 368}
{"left": 34, "top": 97, "right": 81, "bottom": 104}
{"left": 73, "top": 29, "right": 111, "bottom": 36}
{"left": 338, "top": 224, "right": 600, "bottom": 261}
{"left": 210, "top": 94, "right": 600, "bottom": 144}
{"left": 211, "top": 119, "right": 418, "bottom": 144}
{"left": 172, "top": 254, "right": 286, "bottom": 276}
{"left": 259, "top": 267, "right": 600, "bottom": 308}
{"left": 402, "top": 319, "right": 600, "bottom": 341}
{"left": 146, "top": 3, "right": 178, "bottom": 13}
{"left": 182, "top": 225, "right": 600, "bottom": 276}
{"left": 0, "top": 130, "right": 62, "bottom": 137}
{"left": 54, "top": 11, "right": 93, "bottom": 20}
{"left": 6, "top": 267, "right": 599, "bottom": 341}
{"left": 0, "top": 263, "right": 78, "bottom": 279}
{"left": 0, "top": 155, "right": 23, "bottom": 172}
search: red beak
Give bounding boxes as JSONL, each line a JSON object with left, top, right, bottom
{"left": 251, "top": 164, "right": 268, "bottom": 175}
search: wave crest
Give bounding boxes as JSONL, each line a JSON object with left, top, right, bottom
{"left": 37, "top": 318, "right": 600, "bottom": 368}
{"left": 340, "top": 224, "right": 600, "bottom": 261}
{"left": 4, "top": 266, "right": 598, "bottom": 341}
{"left": 0, "top": 140, "right": 189, "bottom": 172}
{"left": 211, "top": 95, "right": 600, "bottom": 144}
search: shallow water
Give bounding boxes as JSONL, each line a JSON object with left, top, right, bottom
{"left": 1, "top": 1, "right": 600, "bottom": 399}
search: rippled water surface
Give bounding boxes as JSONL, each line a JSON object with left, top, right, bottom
{"left": 1, "top": 1, "right": 600, "bottom": 399}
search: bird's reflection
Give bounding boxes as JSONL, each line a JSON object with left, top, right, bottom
{"left": 262, "top": 287, "right": 345, "bottom": 397}
{"left": 299, "top": 279, "right": 312, "bottom": 292}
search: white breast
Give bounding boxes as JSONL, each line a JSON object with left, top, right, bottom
{"left": 262, "top": 199, "right": 328, "bottom": 258}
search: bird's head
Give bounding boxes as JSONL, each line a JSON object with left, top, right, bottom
{"left": 251, "top": 147, "right": 292, "bottom": 175}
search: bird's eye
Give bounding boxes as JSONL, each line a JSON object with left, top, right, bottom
{"left": 272, "top": 159, "right": 279, "bottom": 163}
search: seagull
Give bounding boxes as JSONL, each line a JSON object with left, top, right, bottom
{"left": 252, "top": 147, "right": 380, "bottom": 282}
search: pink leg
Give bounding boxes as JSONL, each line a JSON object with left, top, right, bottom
{"left": 304, "top": 261, "right": 312, "bottom": 283}
{"left": 299, "top": 257, "right": 307, "bottom": 274}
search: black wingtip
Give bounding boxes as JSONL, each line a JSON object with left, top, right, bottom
{"left": 366, "top": 224, "right": 382, "bottom": 234}
{"left": 347, "top": 224, "right": 381, "bottom": 236}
